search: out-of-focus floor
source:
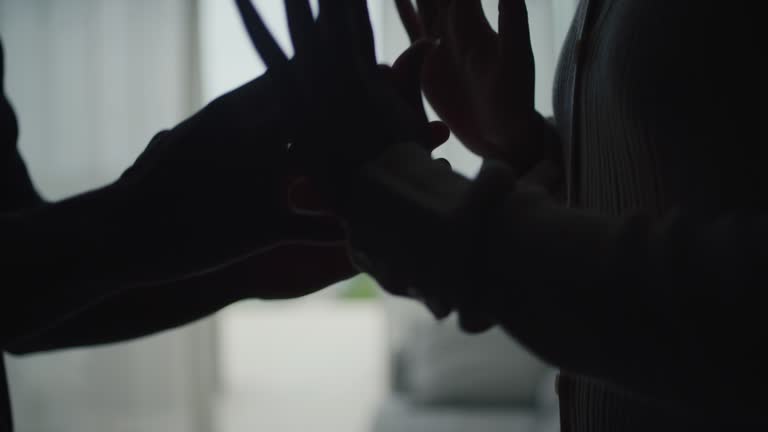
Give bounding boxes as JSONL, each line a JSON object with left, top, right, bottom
{"left": 213, "top": 299, "right": 389, "bottom": 432}
{"left": 6, "top": 296, "right": 389, "bottom": 432}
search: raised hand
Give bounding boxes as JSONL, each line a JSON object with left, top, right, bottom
{"left": 117, "top": 69, "right": 351, "bottom": 282}
{"left": 396, "top": 0, "right": 550, "bottom": 170}
{"left": 230, "top": 0, "right": 464, "bottom": 305}
{"left": 235, "top": 0, "right": 440, "bottom": 174}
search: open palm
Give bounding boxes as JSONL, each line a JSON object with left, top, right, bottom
{"left": 236, "top": 0, "right": 426, "bottom": 169}
{"left": 396, "top": 0, "right": 542, "bottom": 170}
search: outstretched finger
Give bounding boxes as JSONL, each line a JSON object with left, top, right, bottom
{"left": 447, "top": 0, "right": 497, "bottom": 60}
{"left": 498, "top": 0, "right": 533, "bottom": 62}
{"left": 285, "top": 0, "right": 315, "bottom": 55}
{"left": 317, "top": 0, "right": 349, "bottom": 56}
{"left": 395, "top": 0, "right": 425, "bottom": 43}
{"left": 345, "top": 0, "right": 377, "bottom": 66}
{"left": 415, "top": 0, "right": 440, "bottom": 37}
{"left": 235, "top": 0, "right": 289, "bottom": 69}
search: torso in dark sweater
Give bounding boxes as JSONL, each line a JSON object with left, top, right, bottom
{"left": 553, "top": 0, "right": 764, "bottom": 430}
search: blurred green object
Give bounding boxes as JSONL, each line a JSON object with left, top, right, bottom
{"left": 338, "top": 275, "right": 380, "bottom": 300}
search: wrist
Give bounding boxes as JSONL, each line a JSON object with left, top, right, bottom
{"left": 353, "top": 142, "right": 471, "bottom": 218}
{"left": 339, "top": 142, "right": 475, "bottom": 291}
{"left": 492, "top": 111, "right": 562, "bottom": 173}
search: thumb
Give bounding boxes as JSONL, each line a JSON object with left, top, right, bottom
{"left": 390, "top": 39, "right": 438, "bottom": 118}
{"left": 280, "top": 214, "right": 347, "bottom": 245}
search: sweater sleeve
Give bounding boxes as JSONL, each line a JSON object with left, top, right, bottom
{"left": 343, "top": 141, "right": 768, "bottom": 405}
{"left": 482, "top": 197, "right": 768, "bottom": 403}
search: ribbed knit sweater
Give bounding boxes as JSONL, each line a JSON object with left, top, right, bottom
{"left": 553, "top": 0, "right": 765, "bottom": 430}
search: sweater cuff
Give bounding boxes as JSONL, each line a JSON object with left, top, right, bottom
{"left": 341, "top": 143, "right": 519, "bottom": 300}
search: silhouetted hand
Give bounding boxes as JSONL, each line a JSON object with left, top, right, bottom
{"left": 109, "top": 0, "right": 452, "bottom": 280}
{"left": 280, "top": 39, "right": 452, "bottom": 215}
{"left": 234, "top": 0, "right": 441, "bottom": 176}
{"left": 396, "top": 0, "right": 548, "bottom": 169}
{"left": 117, "top": 70, "right": 349, "bottom": 276}
{"left": 231, "top": 0, "right": 459, "bottom": 304}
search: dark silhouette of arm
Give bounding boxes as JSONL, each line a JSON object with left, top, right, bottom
{"left": 0, "top": 181, "right": 185, "bottom": 346}
{"left": 0, "top": 72, "right": 341, "bottom": 347}
{"left": 5, "top": 244, "right": 353, "bottom": 354}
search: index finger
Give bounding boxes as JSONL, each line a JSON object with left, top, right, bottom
{"left": 415, "top": 0, "right": 441, "bottom": 38}
{"left": 395, "top": 0, "right": 425, "bottom": 42}
{"left": 345, "top": 0, "right": 377, "bottom": 66}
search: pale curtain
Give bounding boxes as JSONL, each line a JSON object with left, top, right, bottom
{"left": 1, "top": 1, "right": 216, "bottom": 432}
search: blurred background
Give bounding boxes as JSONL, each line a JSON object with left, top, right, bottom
{"left": 0, "top": 1, "right": 576, "bottom": 431}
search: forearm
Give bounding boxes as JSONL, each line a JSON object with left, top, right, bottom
{"left": 1, "top": 183, "right": 136, "bottom": 343}
{"left": 0, "top": 180, "right": 251, "bottom": 345}
{"left": 5, "top": 262, "right": 246, "bottom": 354}
{"left": 5, "top": 244, "right": 354, "bottom": 353}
